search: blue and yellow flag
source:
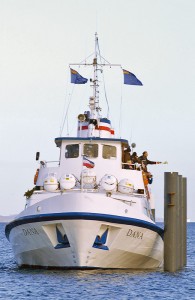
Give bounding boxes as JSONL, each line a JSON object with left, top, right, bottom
{"left": 70, "top": 68, "right": 88, "bottom": 84}
{"left": 123, "top": 69, "right": 143, "bottom": 86}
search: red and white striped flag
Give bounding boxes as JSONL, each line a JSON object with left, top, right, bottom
{"left": 83, "top": 156, "right": 95, "bottom": 168}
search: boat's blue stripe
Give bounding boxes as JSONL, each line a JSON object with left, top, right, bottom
{"left": 5, "top": 212, "right": 164, "bottom": 240}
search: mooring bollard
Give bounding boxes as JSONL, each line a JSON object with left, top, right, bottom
{"left": 164, "top": 172, "right": 187, "bottom": 272}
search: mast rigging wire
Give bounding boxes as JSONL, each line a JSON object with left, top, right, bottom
{"left": 59, "top": 83, "right": 75, "bottom": 137}
{"left": 59, "top": 71, "right": 69, "bottom": 136}
{"left": 119, "top": 79, "right": 123, "bottom": 138}
{"left": 96, "top": 39, "right": 110, "bottom": 118}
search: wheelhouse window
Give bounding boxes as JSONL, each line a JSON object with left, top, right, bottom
{"left": 65, "top": 144, "right": 79, "bottom": 158}
{"left": 102, "top": 145, "right": 116, "bottom": 159}
{"left": 83, "top": 144, "right": 98, "bottom": 158}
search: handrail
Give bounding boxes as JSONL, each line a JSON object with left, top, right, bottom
{"left": 121, "top": 162, "right": 142, "bottom": 170}
{"left": 40, "top": 160, "right": 60, "bottom": 167}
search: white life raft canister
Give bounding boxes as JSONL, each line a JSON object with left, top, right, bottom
{"left": 118, "top": 178, "right": 134, "bottom": 194}
{"left": 101, "top": 174, "right": 117, "bottom": 191}
{"left": 60, "top": 174, "right": 76, "bottom": 190}
{"left": 44, "top": 174, "right": 58, "bottom": 192}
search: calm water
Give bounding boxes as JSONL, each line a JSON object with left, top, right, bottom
{"left": 0, "top": 223, "right": 194, "bottom": 300}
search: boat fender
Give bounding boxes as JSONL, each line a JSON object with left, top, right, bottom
{"left": 34, "top": 169, "right": 39, "bottom": 185}
{"left": 142, "top": 172, "right": 149, "bottom": 186}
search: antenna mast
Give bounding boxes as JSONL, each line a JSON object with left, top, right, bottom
{"left": 89, "top": 32, "right": 101, "bottom": 119}
{"left": 69, "top": 32, "right": 121, "bottom": 121}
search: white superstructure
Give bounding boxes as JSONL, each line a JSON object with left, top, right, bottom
{"left": 5, "top": 34, "right": 164, "bottom": 269}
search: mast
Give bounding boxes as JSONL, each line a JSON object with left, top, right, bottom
{"left": 90, "top": 32, "right": 100, "bottom": 119}
{"left": 69, "top": 32, "right": 121, "bottom": 121}
{"left": 68, "top": 33, "right": 121, "bottom": 138}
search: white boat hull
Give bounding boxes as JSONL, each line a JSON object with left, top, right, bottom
{"left": 5, "top": 192, "right": 164, "bottom": 269}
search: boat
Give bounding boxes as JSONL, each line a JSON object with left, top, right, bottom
{"left": 5, "top": 33, "right": 164, "bottom": 269}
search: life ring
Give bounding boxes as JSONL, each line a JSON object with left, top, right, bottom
{"left": 34, "top": 169, "right": 39, "bottom": 185}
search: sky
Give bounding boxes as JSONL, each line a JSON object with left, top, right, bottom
{"left": 0, "top": 0, "right": 195, "bottom": 220}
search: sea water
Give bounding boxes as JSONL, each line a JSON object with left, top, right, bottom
{"left": 0, "top": 223, "right": 194, "bottom": 300}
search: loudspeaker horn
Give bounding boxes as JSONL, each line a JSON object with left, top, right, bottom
{"left": 78, "top": 114, "right": 86, "bottom": 122}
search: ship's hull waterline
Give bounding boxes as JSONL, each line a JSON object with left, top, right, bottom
{"left": 6, "top": 193, "right": 163, "bottom": 269}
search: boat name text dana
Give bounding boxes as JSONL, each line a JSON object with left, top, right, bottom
{"left": 22, "top": 228, "right": 39, "bottom": 236}
{"left": 126, "top": 228, "right": 144, "bottom": 239}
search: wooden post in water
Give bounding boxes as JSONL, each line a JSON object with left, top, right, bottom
{"left": 178, "top": 175, "right": 183, "bottom": 269}
{"left": 164, "top": 172, "right": 179, "bottom": 272}
{"left": 181, "top": 177, "right": 187, "bottom": 267}
{"left": 164, "top": 172, "right": 187, "bottom": 272}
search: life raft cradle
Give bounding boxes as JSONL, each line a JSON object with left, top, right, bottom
{"left": 33, "top": 169, "right": 152, "bottom": 199}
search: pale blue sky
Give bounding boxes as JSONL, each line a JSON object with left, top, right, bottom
{"left": 1, "top": 0, "right": 195, "bottom": 220}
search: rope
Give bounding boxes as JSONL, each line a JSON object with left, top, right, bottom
{"left": 59, "top": 83, "right": 75, "bottom": 137}
{"left": 119, "top": 71, "right": 123, "bottom": 138}
{"left": 59, "top": 69, "right": 69, "bottom": 136}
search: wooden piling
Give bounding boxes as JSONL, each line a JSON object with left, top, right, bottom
{"left": 164, "top": 172, "right": 187, "bottom": 272}
{"left": 181, "top": 177, "right": 187, "bottom": 267}
{"left": 177, "top": 175, "right": 183, "bottom": 269}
